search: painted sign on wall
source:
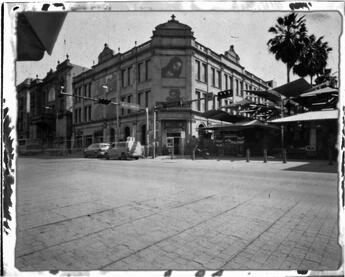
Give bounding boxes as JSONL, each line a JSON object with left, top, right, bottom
{"left": 94, "top": 72, "right": 117, "bottom": 96}
{"left": 161, "top": 56, "right": 184, "bottom": 78}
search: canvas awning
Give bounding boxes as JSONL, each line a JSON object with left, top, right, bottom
{"left": 17, "top": 12, "right": 67, "bottom": 61}
{"left": 270, "top": 110, "right": 338, "bottom": 123}
{"left": 201, "top": 110, "right": 248, "bottom": 123}
{"left": 298, "top": 87, "right": 338, "bottom": 98}
{"left": 291, "top": 87, "right": 339, "bottom": 111}
{"left": 204, "top": 120, "right": 279, "bottom": 131}
{"left": 245, "top": 78, "right": 313, "bottom": 104}
{"left": 244, "top": 89, "right": 282, "bottom": 104}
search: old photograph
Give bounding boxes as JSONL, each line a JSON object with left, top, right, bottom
{"left": 3, "top": 1, "right": 343, "bottom": 274}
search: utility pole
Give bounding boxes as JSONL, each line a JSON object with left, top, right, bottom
{"left": 153, "top": 107, "right": 156, "bottom": 158}
{"left": 146, "top": 107, "right": 149, "bottom": 158}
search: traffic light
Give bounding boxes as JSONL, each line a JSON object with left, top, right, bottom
{"left": 98, "top": 98, "right": 111, "bottom": 105}
{"left": 217, "top": 89, "right": 232, "bottom": 99}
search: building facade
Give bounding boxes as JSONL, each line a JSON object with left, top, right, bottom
{"left": 16, "top": 57, "right": 88, "bottom": 154}
{"left": 72, "top": 15, "right": 272, "bottom": 155}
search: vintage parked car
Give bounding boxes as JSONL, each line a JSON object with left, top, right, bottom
{"left": 105, "top": 138, "right": 142, "bottom": 160}
{"left": 83, "top": 143, "right": 110, "bottom": 158}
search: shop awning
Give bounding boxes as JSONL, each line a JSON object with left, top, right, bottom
{"left": 292, "top": 86, "right": 339, "bottom": 111}
{"left": 204, "top": 120, "right": 279, "bottom": 131}
{"left": 244, "top": 89, "right": 282, "bottom": 104}
{"left": 270, "top": 109, "right": 338, "bottom": 123}
{"left": 201, "top": 109, "right": 248, "bottom": 123}
{"left": 17, "top": 12, "right": 67, "bottom": 61}
{"left": 245, "top": 78, "right": 313, "bottom": 104}
{"left": 271, "top": 78, "right": 313, "bottom": 98}
{"left": 298, "top": 87, "right": 338, "bottom": 98}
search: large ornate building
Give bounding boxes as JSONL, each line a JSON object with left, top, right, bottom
{"left": 16, "top": 57, "right": 88, "bottom": 154}
{"left": 72, "top": 15, "right": 272, "bottom": 155}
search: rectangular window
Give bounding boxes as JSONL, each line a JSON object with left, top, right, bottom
{"left": 74, "top": 88, "right": 78, "bottom": 103}
{"left": 213, "top": 96, "right": 216, "bottom": 110}
{"left": 196, "top": 60, "right": 201, "bottom": 81}
{"left": 196, "top": 91, "right": 201, "bottom": 111}
{"left": 121, "top": 69, "right": 126, "bottom": 88}
{"left": 203, "top": 93, "right": 207, "bottom": 112}
{"left": 145, "top": 91, "right": 150, "bottom": 108}
{"left": 88, "top": 106, "right": 91, "bottom": 121}
{"left": 236, "top": 79, "right": 239, "bottom": 96}
{"left": 218, "top": 96, "right": 222, "bottom": 108}
{"left": 145, "top": 60, "right": 151, "bottom": 80}
{"left": 202, "top": 63, "right": 207, "bottom": 82}
{"left": 137, "top": 92, "right": 142, "bottom": 106}
{"left": 211, "top": 68, "right": 215, "bottom": 87}
{"left": 240, "top": 81, "right": 243, "bottom": 97}
{"left": 137, "top": 63, "right": 143, "bottom": 82}
{"left": 217, "top": 70, "right": 221, "bottom": 89}
{"left": 74, "top": 109, "right": 78, "bottom": 123}
{"left": 84, "top": 85, "right": 87, "bottom": 97}
{"left": 230, "top": 76, "right": 233, "bottom": 92}
{"left": 84, "top": 106, "right": 88, "bottom": 122}
{"left": 127, "top": 95, "right": 132, "bottom": 114}
{"left": 225, "top": 74, "right": 228, "bottom": 90}
{"left": 127, "top": 67, "right": 131, "bottom": 86}
{"left": 121, "top": 96, "right": 126, "bottom": 115}
{"left": 88, "top": 83, "right": 91, "bottom": 97}
{"left": 78, "top": 108, "right": 81, "bottom": 123}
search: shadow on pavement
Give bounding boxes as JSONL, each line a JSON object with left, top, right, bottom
{"left": 283, "top": 162, "right": 337, "bottom": 174}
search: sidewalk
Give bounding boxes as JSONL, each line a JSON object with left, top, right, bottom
{"left": 146, "top": 155, "right": 338, "bottom": 173}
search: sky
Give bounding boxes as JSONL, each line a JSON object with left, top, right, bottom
{"left": 15, "top": 10, "right": 342, "bottom": 87}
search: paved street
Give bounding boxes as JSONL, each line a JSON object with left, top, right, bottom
{"left": 15, "top": 157, "right": 341, "bottom": 271}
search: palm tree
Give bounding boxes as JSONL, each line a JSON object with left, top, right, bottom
{"left": 267, "top": 13, "right": 309, "bottom": 82}
{"left": 293, "top": 34, "right": 332, "bottom": 84}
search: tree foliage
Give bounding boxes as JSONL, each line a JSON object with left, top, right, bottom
{"left": 293, "top": 34, "right": 332, "bottom": 83}
{"left": 267, "top": 13, "right": 309, "bottom": 82}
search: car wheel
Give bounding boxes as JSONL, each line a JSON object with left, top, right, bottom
{"left": 84, "top": 153, "right": 88, "bottom": 158}
{"left": 105, "top": 153, "right": 110, "bottom": 160}
{"left": 121, "top": 153, "right": 127, "bottom": 160}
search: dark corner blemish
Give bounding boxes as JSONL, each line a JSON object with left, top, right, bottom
{"left": 289, "top": 2, "right": 312, "bottom": 10}
{"left": 12, "top": 6, "right": 19, "bottom": 11}
{"left": 49, "top": 270, "right": 59, "bottom": 275}
{"left": 53, "top": 3, "right": 65, "bottom": 10}
{"left": 195, "top": 270, "right": 205, "bottom": 277}
{"left": 212, "top": 269, "right": 223, "bottom": 276}
{"left": 164, "top": 269, "right": 172, "bottom": 277}
{"left": 297, "top": 269, "right": 308, "bottom": 274}
{"left": 3, "top": 106, "right": 15, "bottom": 235}
{"left": 41, "top": 4, "right": 50, "bottom": 11}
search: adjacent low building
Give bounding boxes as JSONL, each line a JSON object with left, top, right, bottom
{"left": 72, "top": 15, "right": 272, "bottom": 155}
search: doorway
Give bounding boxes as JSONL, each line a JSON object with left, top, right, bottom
{"left": 167, "top": 132, "right": 180, "bottom": 154}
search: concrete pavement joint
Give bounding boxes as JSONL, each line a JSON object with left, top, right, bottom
{"left": 221, "top": 199, "right": 301, "bottom": 268}
{"left": 17, "top": 192, "right": 221, "bottom": 258}
{"left": 172, "top": 194, "right": 217, "bottom": 209}
{"left": 99, "top": 188, "right": 271, "bottom": 270}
